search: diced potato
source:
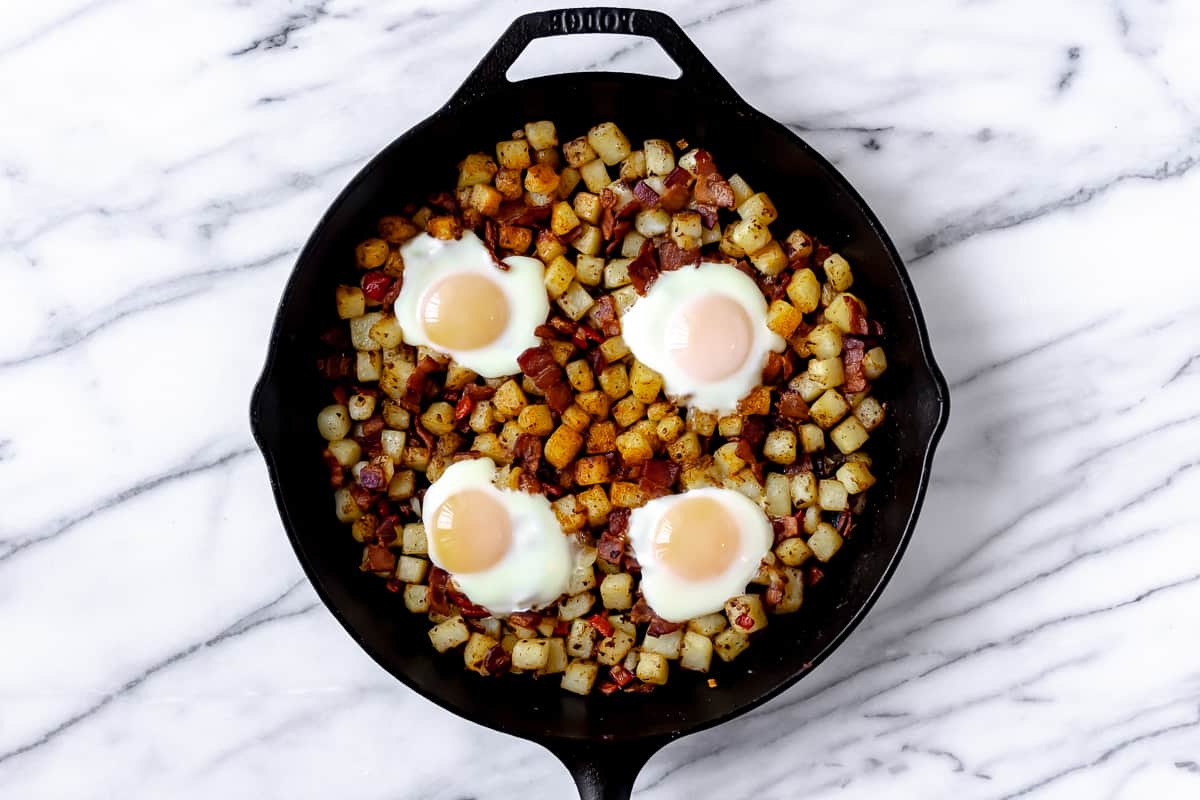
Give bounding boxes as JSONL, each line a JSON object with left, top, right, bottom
{"left": 579, "top": 158, "right": 610, "bottom": 193}
{"left": 714, "top": 441, "right": 747, "bottom": 477}
{"left": 420, "top": 401, "right": 455, "bottom": 436}
{"left": 686, "top": 407, "right": 718, "bottom": 436}
{"left": 855, "top": 396, "right": 886, "bottom": 432}
{"left": 429, "top": 616, "right": 470, "bottom": 653}
{"left": 586, "top": 420, "right": 618, "bottom": 454}
{"left": 395, "top": 523, "right": 426, "bottom": 556}
{"left": 739, "top": 385, "right": 772, "bottom": 416}
{"left": 427, "top": 215, "right": 462, "bottom": 241}
{"left": 559, "top": 592, "right": 595, "bottom": 621}
{"left": 545, "top": 425, "right": 584, "bottom": 469}
{"left": 458, "top": 153, "right": 498, "bottom": 188}
{"left": 557, "top": 166, "right": 582, "bottom": 198}
{"left": 824, "top": 253, "right": 853, "bottom": 291}
{"left": 523, "top": 120, "right": 558, "bottom": 150}
{"left": 818, "top": 478, "right": 849, "bottom": 512}
{"left": 611, "top": 285, "right": 640, "bottom": 316}
{"left": 577, "top": 485, "right": 611, "bottom": 527}
{"left": 626, "top": 361, "right": 663, "bottom": 404}
{"left": 587, "top": 122, "right": 632, "bottom": 166}
{"left": 557, "top": 280, "right": 596, "bottom": 321}
{"left": 539, "top": 638, "right": 568, "bottom": 676}
{"left": 600, "top": 334, "right": 630, "bottom": 363}
{"left": 574, "top": 455, "right": 611, "bottom": 486}
{"left": 575, "top": 254, "right": 605, "bottom": 287}
{"left": 635, "top": 207, "right": 671, "bottom": 238}
{"left": 609, "top": 481, "right": 646, "bottom": 508}
{"left": 825, "top": 293, "right": 868, "bottom": 334}
{"left": 596, "top": 630, "right": 636, "bottom": 666}
{"left": 467, "top": 182, "right": 503, "bottom": 217}
{"left": 717, "top": 414, "right": 744, "bottom": 438}
{"left": 830, "top": 416, "right": 870, "bottom": 454}
{"left": 763, "top": 430, "right": 797, "bottom": 465}
{"left": 787, "top": 268, "right": 821, "bottom": 313}
{"left": 402, "top": 584, "right": 430, "bottom": 614}
{"left": 655, "top": 414, "right": 684, "bottom": 444}
{"left": 572, "top": 192, "right": 602, "bottom": 224}
{"left": 387, "top": 469, "right": 416, "bottom": 500}
{"left": 807, "top": 324, "right": 843, "bottom": 360}
{"left": 553, "top": 494, "right": 587, "bottom": 534}
{"left": 776, "top": 536, "right": 813, "bottom": 567}
{"left": 544, "top": 254, "right": 576, "bottom": 299}
{"left": 496, "top": 139, "right": 531, "bottom": 169}
{"left": 470, "top": 432, "right": 508, "bottom": 465}
{"left": 335, "top": 285, "right": 366, "bottom": 320}
{"left": 729, "top": 218, "right": 771, "bottom": 254}
{"left": 810, "top": 390, "right": 851, "bottom": 429}
{"left": 561, "top": 659, "right": 600, "bottom": 695}
{"left": 396, "top": 555, "right": 428, "bottom": 584}
{"left": 560, "top": 403, "right": 591, "bottom": 433}
{"left": 317, "top": 404, "right": 351, "bottom": 441}
{"left": 750, "top": 241, "right": 787, "bottom": 277}
{"left": 796, "top": 426, "right": 823, "bottom": 456}
{"left": 643, "top": 139, "right": 675, "bottom": 175}
{"left": 619, "top": 149, "right": 646, "bottom": 181}
{"left": 725, "top": 469, "right": 764, "bottom": 501}
{"left": 762, "top": 300, "right": 801, "bottom": 339}
{"left": 512, "top": 639, "right": 551, "bottom": 671}
{"left": 680, "top": 631, "right": 714, "bottom": 673}
{"left": 666, "top": 431, "right": 702, "bottom": 464}
{"left": 647, "top": 401, "right": 674, "bottom": 421}
{"left": 567, "top": 618, "right": 598, "bottom": 658}
{"left": 629, "top": 651, "right": 665, "bottom": 685}
{"left": 355, "top": 238, "right": 389, "bottom": 270}
{"left": 603, "top": 257, "right": 632, "bottom": 289}
{"left": 671, "top": 211, "right": 702, "bottom": 250}
{"left": 523, "top": 163, "right": 559, "bottom": 195}
{"left": 327, "top": 439, "right": 361, "bottom": 468}
{"left": 765, "top": 471, "right": 791, "bottom": 516}
{"left": 346, "top": 393, "right": 375, "bottom": 422}
{"left": 837, "top": 461, "right": 876, "bottom": 494}
{"left": 355, "top": 350, "right": 382, "bottom": 383}
{"left": 565, "top": 360, "right": 595, "bottom": 392}
{"left": 789, "top": 471, "right": 817, "bottom": 508}
{"left": 598, "top": 364, "right": 629, "bottom": 399}
{"left": 513, "top": 404, "right": 551, "bottom": 437}
{"left": 600, "top": 573, "right": 635, "bottom": 610}
{"left": 680, "top": 459, "right": 717, "bottom": 490}
{"left": 800, "top": 504, "right": 821, "bottom": 535}
{"left": 809, "top": 522, "right": 844, "bottom": 562}
{"left": 864, "top": 347, "right": 888, "bottom": 380}
{"left": 809, "top": 357, "right": 845, "bottom": 390}
{"left": 727, "top": 174, "right": 754, "bottom": 206}
{"left": 498, "top": 224, "right": 532, "bottom": 253}
{"left": 348, "top": 312, "right": 384, "bottom": 352}
{"left": 615, "top": 430, "right": 654, "bottom": 465}
{"left": 737, "top": 192, "right": 778, "bottom": 224}
{"left": 550, "top": 201, "right": 581, "bottom": 237}
{"left": 710, "top": 628, "right": 748, "bottom": 664}
{"left": 494, "top": 167, "right": 523, "bottom": 199}
{"left": 643, "top": 629, "right": 682, "bottom": 660}
{"left": 725, "top": 594, "right": 768, "bottom": 634}
{"left": 688, "top": 613, "right": 728, "bottom": 637}
{"left": 576, "top": 390, "right": 612, "bottom": 418}
{"left": 772, "top": 567, "right": 804, "bottom": 614}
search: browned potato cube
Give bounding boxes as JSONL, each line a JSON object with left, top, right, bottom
{"left": 578, "top": 159, "right": 609, "bottom": 194}
{"left": 498, "top": 224, "right": 532, "bottom": 253}
{"left": 458, "top": 153, "right": 498, "bottom": 188}
{"left": 619, "top": 149, "right": 646, "bottom": 181}
{"left": 356, "top": 238, "right": 389, "bottom": 269}
{"left": 655, "top": 414, "right": 684, "bottom": 444}
{"left": 725, "top": 594, "right": 768, "bottom": 634}
{"left": 356, "top": 351, "right": 381, "bottom": 382}
{"left": 635, "top": 207, "right": 671, "bottom": 238}
{"left": 599, "top": 334, "right": 630, "bottom": 362}
{"left": 824, "top": 253, "right": 853, "bottom": 291}
{"left": 728, "top": 218, "right": 771, "bottom": 254}
{"left": 574, "top": 390, "right": 611, "bottom": 418}
{"left": 595, "top": 630, "right": 636, "bottom": 666}
{"left": 830, "top": 416, "right": 870, "bottom": 454}
{"left": 378, "top": 215, "right": 420, "bottom": 243}
{"left": 494, "top": 167, "right": 523, "bottom": 199}
{"left": 576, "top": 484, "right": 611, "bottom": 527}
{"left": 736, "top": 192, "right": 778, "bottom": 224}
{"left": 419, "top": 402, "right": 455, "bottom": 436}
{"left": 524, "top": 120, "right": 558, "bottom": 150}
{"left": 810, "top": 390, "right": 851, "bottom": 429}
{"left": 855, "top": 396, "right": 886, "bottom": 432}
{"left": 517, "top": 404, "right": 555, "bottom": 436}
{"left": 336, "top": 285, "right": 366, "bottom": 319}
{"left": 609, "top": 481, "right": 646, "bottom": 508}
{"left": 566, "top": 360, "right": 595, "bottom": 392}
{"left": 598, "top": 364, "right": 629, "bottom": 399}
{"left": 787, "top": 268, "right": 821, "bottom": 313}
{"left": 403, "top": 584, "right": 430, "bottom": 614}
{"left": 686, "top": 407, "right": 718, "bottom": 436}
{"left": 644, "top": 139, "right": 675, "bottom": 176}
{"left": 586, "top": 421, "right": 617, "bottom": 454}
{"left": 587, "top": 122, "right": 632, "bottom": 165}
{"left": 776, "top": 536, "right": 813, "bottom": 567}
{"left": 468, "top": 183, "right": 503, "bottom": 217}
{"left": 717, "top": 414, "right": 743, "bottom": 438}
{"left": 368, "top": 314, "right": 403, "bottom": 349}
{"left": 600, "top": 573, "right": 634, "bottom": 610}
{"left": 567, "top": 619, "right": 598, "bottom": 658}
{"left": 635, "top": 651, "right": 669, "bottom": 685}
{"left": 562, "top": 136, "right": 597, "bottom": 167}
{"left": 798, "top": 424, "right": 825, "bottom": 453}
{"left": 738, "top": 385, "right": 772, "bottom": 416}
{"left": 785, "top": 228, "right": 813, "bottom": 260}
{"left": 809, "top": 522, "right": 844, "bottom": 562}
{"left": 552, "top": 494, "right": 587, "bottom": 533}
{"left": 543, "top": 254, "right": 576, "bottom": 300}
{"left": 790, "top": 471, "right": 817, "bottom": 508}
{"left": 680, "top": 631, "right": 713, "bottom": 673}
{"left": 766, "top": 299, "right": 802, "bottom": 338}
{"left": 545, "top": 425, "right": 584, "bottom": 469}
{"left": 611, "top": 395, "right": 645, "bottom": 428}
{"left": 837, "top": 461, "right": 876, "bottom": 493}
{"left": 825, "top": 293, "right": 868, "bottom": 334}
{"left": 666, "top": 431, "right": 702, "bottom": 464}
{"left": 863, "top": 347, "right": 888, "bottom": 380}
{"left": 492, "top": 379, "right": 528, "bottom": 419}
{"left": 560, "top": 403, "right": 591, "bottom": 433}
{"left": 557, "top": 280, "right": 596, "bottom": 321}
{"left": 427, "top": 215, "right": 461, "bottom": 241}
{"left": 671, "top": 211, "right": 702, "bottom": 250}
{"left": 387, "top": 469, "right": 416, "bottom": 500}
{"left": 496, "top": 139, "right": 531, "bottom": 169}
{"left": 560, "top": 659, "right": 599, "bottom": 695}
{"left": 713, "top": 628, "right": 750, "bottom": 662}
{"left": 763, "top": 430, "right": 797, "bottom": 465}
{"left": 750, "top": 241, "right": 787, "bottom": 276}
{"left": 524, "top": 163, "right": 560, "bottom": 195}
{"left": 615, "top": 429, "right": 654, "bottom": 465}
{"left": 575, "top": 455, "right": 611, "bottom": 486}
{"left": 429, "top": 616, "right": 470, "bottom": 652}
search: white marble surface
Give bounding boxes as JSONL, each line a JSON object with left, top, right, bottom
{"left": 3, "top": 0, "right": 1200, "bottom": 797}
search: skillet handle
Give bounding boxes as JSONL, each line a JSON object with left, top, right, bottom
{"left": 546, "top": 737, "right": 670, "bottom": 800}
{"left": 447, "top": 7, "right": 740, "bottom": 109}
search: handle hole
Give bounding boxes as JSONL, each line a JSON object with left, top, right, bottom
{"left": 505, "top": 34, "right": 682, "bottom": 82}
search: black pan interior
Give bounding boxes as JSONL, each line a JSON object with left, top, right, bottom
{"left": 251, "top": 68, "right": 947, "bottom": 749}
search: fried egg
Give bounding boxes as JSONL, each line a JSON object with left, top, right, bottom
{"left": 395, "top": 231, "right": 549, "bottom": 378}
{"left": 627, "top": 487, "right": 773, "bottom": 622}
{"left": 620, "top": 262, "right": 784, "bottom": 414}
{"left": 421, "top": 457, "right": 576, "bottom": 615}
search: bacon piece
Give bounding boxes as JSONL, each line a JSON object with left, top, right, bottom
{"left": 598, "top": 681, "right": 621, "bottom": 695}
{"left": 358, "top": 464, "right": 387, "bottom": 490}
{"left": 591, "top": 295, "right": 621, "bottom": 338}
{"left": 657, "top": 240, "right": 700, "bottom": 271}
{"left": 496, "top": 201, "right": 550, "bottom": 227}
{"left": 514, "top": 433, "right": 543, "bottom": 473}
{"left": 778, "top": 391, "right": 811, "bottom": 421}
{"left": 843, "top": 337, "right": 867, "bottom": 392}
{"left": 609, "top": 664, "right": 635, "bottom": 688}
{"left": 448, "top": 588, "right": 491, "bottom": 618}
{"left": 692, "top": 149, "right": 717, "bottom": 176}
{"left": 465, "top": 384, "right": 496, "bottom": 402}
{"left": 507, "top": 611, "right": 543, "bottom": 630}
{"left": 694, "top": 173, "right": 734, "bottom": 208}
{"left": 633, "top": 179, "right": 660, "bottom": 207}
{"left": 805, "top": 565, "right": 825, "bottom": 586}
{"left": 484, "top": 218, "right": 500, "bottom": 251}
{"left": 764, "top": 566, "right": 787, "bottom": 607}
{"left": 692, "top": 203, "right": 719, "bottom": 229}
{"left": 376, "top": 515, "right": 400, "bottom": 544}
{"left": 517, "top": 346, "right": 572, "bottom": 413}
{"left": 658, "top": 183, "right": 689, "bottom": 212}
{"left": 740, "top": 416, "right": 767, "bottom": 449}
{"left": 629, "top": 597, "right": 654, "bottom": 624}
{"left": 322, "top": 449, "right": 345, "bottom": 488}
{"left": 846, "top": 297, "right": 870, "bottom": 336}
{"left": 664, "top": 166, "right": 691, "bottom": 188}
{"left": 484, "top": 644, "right": 512, "bottom": 674}
{"left": 588, "top": 613, "right": 615, "bottom": 638}
{"left": 771, "top": 515, "right": 800, "bottom": 545}
{"left": 647, "top": 616, "right": 683, "bottom": 636}
{"left": 623, "top": 553, "right": 641, "bottom": 575}
{"left": 402, "top": 355, "right": 442, "bottom": 411}
{"left": 320, "top": 325, "right": 351, "bottom": 350}
{"left": 812, "top": 243, "right": 833, "bottom": 270}
{"left": 604, "top": 221, "right": 632, "bottom": 256}
{"left": 362, "top": 544, "right": 396, "bottom": 573}
{"left": 349, "top": 484, "right": 374, "bottom": 510}
{"left": 836, "top": 510, "right": 854, "bottom": 539}
{"left": 761, "top": 351, "right": 789, "bottom": 386}
{"left": 627, "top": 239, "right": 661, "bottom": 295}
{"left": 600, "top": 183, "right": 640, "bottom": 218}
{"left": 639, "top": 459, "right": 679, "bottom": 498}
{"left": 361, "top": 271, "right": 393, "bottom": 303}
{"left": 317, "top": 354, "right": 354, "bottom": 380}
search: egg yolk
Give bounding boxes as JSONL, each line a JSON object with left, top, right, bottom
{"left": 421, "top": 273, "right": 510, "bottom": 351}
{"left": 653, "top": 496, "right": 739, "bottom": 580}
{"left": 665, "top": 293, "right": 752, "bottom": 381}
{"left": 431, "top": 489, "right": 512, "bottom": 573}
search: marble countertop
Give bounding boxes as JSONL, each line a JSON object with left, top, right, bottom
{"left": 3, "top": 1, "right": 1199, "bottom": 797}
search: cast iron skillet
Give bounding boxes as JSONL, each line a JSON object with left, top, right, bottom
{"left": 250, "top": 8, "right": 949, "bottom": 799}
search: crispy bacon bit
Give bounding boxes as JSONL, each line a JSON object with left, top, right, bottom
{"left": 358, "top": 464, "right": 387, "bottom": 490}
{"left": 771, "top": 514, "right": 800, "bottom": 544}
{"left": 497, "top": 201, "right": 551, "bottom": 227}
{"left": 740, "top": 416, "right": 768, "bottom": 449}
{"left": 362, "top": 544, "right": 396, "bottom": 573}
{"left": 428, "top": 191, "right": 458, "bottom": 214}
{"left": 454, "top": 392, "right": 475, "bottom": 421}
{"left": 484, "top": 644, "right": 512, "bottom": 674}
{"left": 633, "top": 179, "right": 661, "bottom": 208}
{"left": 402, "top": 356, "right": 442, "bottom": 411}
{"left": 658, "top": 183, "right": 690, "bottom": 212}
{"left": 694, "top": 173, "right": 734, "bottom": 208}
{"left": 588, "top": 613, "right": 615, "bottom": 638}
{"left": 664, "top": 166, "right": 691, "bottom": 188}
{"left": 778, "top": 390, "right": 811, "bottom": 420}
{"left": 514, "top": 433, "right": 543, "bottom": 473}
{"left": 623, "top": 553, "right": 642, "bottom": 574}
{"left": 639, "top": 459, "right": 679, "bottom": 498}
{"left": 735, "top": 613, "right": 755, "bottom": 630}
{"left": 484, "top": 218, "right": 500, "bottom": 250}
{"left": 598, "top": 681, "right": 621, "bottom": 695}
{"left": 517, "top": 469, "right": 543, "bottom": 494}
{"left": 658, "top": 240, "right": 700, "bottom": 272}
{"left": 843, "top": 337, "right": 867, "bottom": 392}
{"left": 846, "top": 297, "right": 870, "bottom": 335}
{"left": 376, "top": 515, "right": 400, "bottom": 544}
{"left": 812, "top": 243, "right": 833, "bottom": 269}
{"left": 361, "top": 271, "right": 393, "bottom": 302}
{"left": 734, "top": 259, "right": 757, "bottom": 280}
{"left": 627, "top": 239, "right": 661, "bottom": 295}
{"left": 647, "top": 616, "right": 683, "bottom": 636}
{"left": 428, "top": 568, "right": 450, "bottom": 615}
{"left": 609, "top": 665, "right": 634, "bottom": 687}
{"left": 805, "top": 565, "right": 825, "bottom": 587}
{"left": 707, "top": 678, "right": 719, "bottom": 688}
{"left": 331, "top": 386, "right": 350, "bottom": 406}
{"left": 629, "top": 597, "right": 654, "bottom": 625}
{"left": 598, "top": 508, "right": 630, "bottom": 565}
{"left": 605, "top": 221, "right": 632, "bottom": 255}
{"left": 692, "top": 149, "right": 717, "bottom": 176}
{"left": 465, "top": 384, "right": 495, "bottom": 402}
{"left": 322, "top": 450, "right": 345, "bottom": 488}
{"left": 764, "top": 566, "right": 787, "bottom": 607}
{"left": 517, "top": 346, "right": 572, "bottom": 413}
{"left": 350, "top": 484, "right": 374, "bottom": 510}
{"left": 609, "top": 507, "right": 631, "bottom": 537}
{"left": 692, "top": 203, "right": 719, "bottom": 228}
{"left": 385, "top": 578, "right": 402, "bottom": 593}
{"left": 761, "top": 351, "right": 788, "bottom": 386}
{"left": 507, "top": 611, "right": 542, "bottom": 630}
{"left": 554, "top": 620, "right": 570, "bottom": 637}
{"left": 836, "top": 510, "right": 854, "bottom": 538}
{"left": 449, "top": 589, "right": 491, "bottom": 618}
{"left": 591, "top": 294, "right": 622, "bottom": 338}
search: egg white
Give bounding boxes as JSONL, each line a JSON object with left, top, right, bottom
{"left": 395, "top": 231, "right": 549, "bottom": 378}
{"left": 627, "top": 487, "right": 773, "bottom": 622}
{"left": 620, "top": 261, "right": 785, "bottom": 415}
{"left": 422, "top": 457, "right": 575, "bottom": 615}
